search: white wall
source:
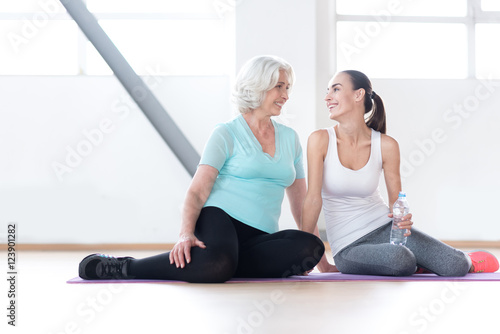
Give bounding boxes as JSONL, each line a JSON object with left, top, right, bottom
{"left": 0, "top": 75, "right": 232, "bottom": 243}
{"left": 1, "top": 0, "right": 498, "bottom": 244}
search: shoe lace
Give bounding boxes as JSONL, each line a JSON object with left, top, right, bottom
{"left": 469, "top": 251, "right": 499, "bottom": 273}
{"left": 474, "top": 259, "right": 485, "bottom": 273}
{"left": 99, "top": 254, "right": 126, "bottom": 278}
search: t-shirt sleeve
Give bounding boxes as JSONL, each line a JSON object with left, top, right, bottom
{"left": 199, "top": 124, "right": 233, "bottom": 172}
{"left": 293, "top": 130, "right": 305, "bottom": 179}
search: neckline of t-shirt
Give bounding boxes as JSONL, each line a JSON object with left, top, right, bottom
{"left": 238, "top": 114, "right": 280, "bottom": 160}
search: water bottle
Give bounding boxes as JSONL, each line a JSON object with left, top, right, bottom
{"left": 390, "top": 192, "right": 410, "bottom": 246}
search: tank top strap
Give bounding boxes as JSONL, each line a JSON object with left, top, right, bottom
{"left": 325, "top": 126, "right": 339, "bottom": 167}
{"left": 370, "top": 129, "right": 383, "bottom": 169}
{"left": 326, "top": 126, "right": 335, "bottom": 145}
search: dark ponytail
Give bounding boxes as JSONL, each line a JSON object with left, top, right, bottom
{"left": 342, "top": 70, "right": 387, "bottom": 134}
{"left": 367, "top": 92, "right": 386, "bottom": 134}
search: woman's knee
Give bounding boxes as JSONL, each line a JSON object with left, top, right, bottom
{"left": 285, "top": 230, "right": 325, "bottom": 260}
{"left": 271, "top": 230, "right": 324, "bottom": 275}
{"left": 434, "top": 253, "right": 470, "bottom": 277}
{"left": 389, "top": 246, "right": 417, "bottom": 276}
{"left": 189, "top": 247, "right": 237, "bottom": 283}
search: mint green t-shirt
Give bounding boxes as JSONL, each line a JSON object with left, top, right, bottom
{"left": 200, "top": 114, "right": 305, "bottom": 233}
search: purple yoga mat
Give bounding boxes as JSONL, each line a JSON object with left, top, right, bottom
{"left": 67, "top": 272, "right": 500, "bottom": 284}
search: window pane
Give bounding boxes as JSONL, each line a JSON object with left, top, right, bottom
{"left": 0, "top": 20, "right": 78, "bottom": 75}
{"left": 86, "top": 20, "right": 229, "bottom": 75}
{"left": 87, "top": 0, "right": 217, "bottom": 14}
{"left": 481, "top": 0, "right": 500, "bottom": 11}
{"left": 337, "top": 0, "right": 467, "bottom": 17}
{"left": 336, "top": 22, "right": 467, "bottom": 79}
{"left": 476, "top": 24, "right": 500, "bottom": 79}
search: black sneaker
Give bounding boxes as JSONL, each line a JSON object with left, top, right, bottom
{"left": 79, "top": 253, "right": 134, "bottom": 280}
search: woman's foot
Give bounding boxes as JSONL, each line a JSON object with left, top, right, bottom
{"left": 414, "top": 266, "right": 432, "bottom": 274}
{"left": 79, "top": 253, "right": 135, "bottom": 279}
{"left": 468, "top": 250, "right": 499, "bottom": 273}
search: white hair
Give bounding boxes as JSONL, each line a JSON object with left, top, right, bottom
{"left": 232, "top": 55, "right": 295, "bottom": 114}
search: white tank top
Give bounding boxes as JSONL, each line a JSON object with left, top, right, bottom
{"left": 322, "top": 127, "right": 391, "bottom": 256}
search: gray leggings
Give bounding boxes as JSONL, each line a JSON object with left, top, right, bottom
{"left": 333, "top": 222, "right": 471, "bottom": 276}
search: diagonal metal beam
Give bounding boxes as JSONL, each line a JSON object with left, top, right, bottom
{"left": 60, "top": 0, "right": 200, "bottom": 176}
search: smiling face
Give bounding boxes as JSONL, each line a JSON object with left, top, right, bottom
{"left": 325, "top": 72, "right": 362, "bottom": 121}
{"left": 258, "top": 70, "right": 290, "bottom": 117}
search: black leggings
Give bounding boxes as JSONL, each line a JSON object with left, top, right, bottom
{"left": 128, "top": 207, "right": 325, "bottom": 283}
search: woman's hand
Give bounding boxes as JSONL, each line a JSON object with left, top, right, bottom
{"left": 388, "top": 212, "right": 413, "bottom": 237}
{"left": 169, "top": 234, "right": 206, "bottom": 268}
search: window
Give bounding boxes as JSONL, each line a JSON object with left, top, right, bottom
{"left": 0, "top": 0, "right": 235, "bottom": 75}
{"left": 334, "top": 0, "right": 500, "bottom": 78}
{"left": 86, "top": 19, "right": 228, "bottom": 76}
{"left": 337, "top": 22, "right": 467, "bottom": 79}
{"left": 0, "top": 0, "right": 78, "bottom": 75}
{"left": 481, "top": 0, "right": 500, "bottom": 11}
{"left": 0, "top": 19, "right": 78, "bottom": 75}
{"left": 476, "top": 24, "right": 500, "bottom": 79}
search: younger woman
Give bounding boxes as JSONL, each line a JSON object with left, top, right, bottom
{"left": 301, "top": 70, "right": 498, "bottom": 276}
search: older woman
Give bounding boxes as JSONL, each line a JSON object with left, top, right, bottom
{"left": 79, "top": 55, "right": 325, "bottom": 283}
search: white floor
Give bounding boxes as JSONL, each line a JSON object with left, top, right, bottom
{"left": 2, "top": 249, "right": 500, "bottom": 334}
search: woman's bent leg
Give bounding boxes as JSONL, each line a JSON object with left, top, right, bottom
{"left": 128, "top": 207, "right": 239, "bottom": 283}
{"left": 405, "top": 228, "right": 470, "bottom": 277}
{"left": 234, "top": 229, "right": 325, "bottom": 278}
{"left": 334, "top": 243, "right": 417, "bottom": 276}
{"left": 333, "top": 223, "right": 470, "bottom": 277}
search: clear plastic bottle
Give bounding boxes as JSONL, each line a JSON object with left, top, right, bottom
{"left": 390, "top": 192, "right": 410, "bottom": 246}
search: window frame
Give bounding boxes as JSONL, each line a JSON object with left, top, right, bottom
{"left": 0, "top": 0, "right": 231, "bottom": 75}
{"left": 331, "top": 0, "right": 500, "bottom": 79}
